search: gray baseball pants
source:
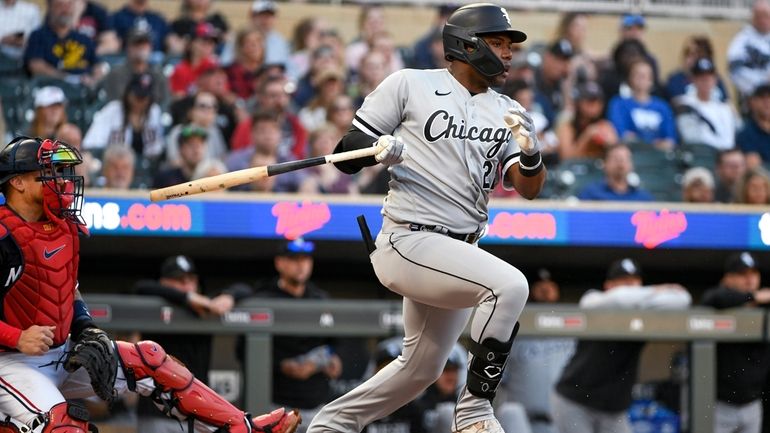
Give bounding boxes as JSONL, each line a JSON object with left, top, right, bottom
{"left": 308, "top": 218, "right": 529, "bottom": 432}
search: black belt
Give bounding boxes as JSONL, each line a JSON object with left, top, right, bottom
{"left": 408, "top": 223, "right": 481, "bottom": 244}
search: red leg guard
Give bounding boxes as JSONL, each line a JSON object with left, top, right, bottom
{"left": 0, "top": 419, "right": 20, "bottom": 433}
{"left": 40, "top": 402, "right": 92, "bottom": 433}
{"left": 116, "top": 341, "right": 300, "bottom": 433}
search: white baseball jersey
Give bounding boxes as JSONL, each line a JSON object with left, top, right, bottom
{"left": 353, "top": 69, "right": 523, "bottom": 233}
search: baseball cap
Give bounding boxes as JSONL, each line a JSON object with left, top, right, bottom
{"left": 606, "top": 258, "right": 642, "bottom": 281}
{"left": 195, "top": 22, "right": 221, "bottom": 41}
{"left": 127, "top": 73, "right": 154, "bottom": 97}
{"left": 682, "top": 166, "right": 715, "bottom": 189}
{"left": 691, "top": 57, "right": 716, "bottom": 75}
{"left": 161, "top": 255, "right": 197, "bottom": 278}
{"left": 621, "top": 13, "right": 646, "bottom": 28}
{"left": 34, "top": 86, "right": 66, "bottom": 108}
{"left": 198, "top": 61, "right": 225, "bottom": 76}
{"left": 278, "top": 238, "right": 315, "bottom": 257}
{"left": 724, "top": 252, "right": 758, "bottom": 274}
{"left": 312, "top": 68, "right": 345, "bottom": 87}
{"left": 179, "top": 124, "right": 209, "bottom": 142}
{"left": 374, "top": 339, "right": 402, "bottom": 366}
{"left": 251, "top": 0, "right": 276, "bottom": 14}
{"left": 574, "top": 81, "right": 604, "bottom": 100}
{"left": 548, "top": 39, "right": 574, "bottom": 59}
{"left": 127, "top": 25, "right": 152, "bottom": 44}
{"left": 753, "top": 83, "right": 770, "bottom": 97}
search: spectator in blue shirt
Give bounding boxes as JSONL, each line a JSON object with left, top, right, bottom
{"left": 74, "top": 0, "right": 120, "bottom": 55}
{"left": 578, "top": 143, "right": 654, "bottom": 201}
{"left": 736, "top": 83, "right": 770, "bottom": 169}
{"left": 111, "top": 0, "right": 169, "bottom": 55}
{"left": 24, "top": 0, "right": 103, "bottom": 85}
{"left": 608, "top": 58, "right": 677, "bottom": 150}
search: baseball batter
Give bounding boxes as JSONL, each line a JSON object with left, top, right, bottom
{"left": 307, "top": 4, "right": 545, "bottom": 433}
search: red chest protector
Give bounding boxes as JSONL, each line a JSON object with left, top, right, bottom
{"left": 0, "top": 206, "right": 81, "bottom": 346}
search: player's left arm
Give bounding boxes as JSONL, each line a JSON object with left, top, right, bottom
{"left": 70, "top": 286, "right": 99, "bottom": 342}
{"left": 503, "top": 108, "right": 546, "bottom": 200}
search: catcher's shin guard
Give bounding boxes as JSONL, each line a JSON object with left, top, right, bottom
{"left": 466, "top": 322, "right": 519, "bottom": 401}
{"left": 40, "top": 402, "right": 95, "bottom": 433}
{"left": 116, "top": 341, "right": 300, "bottom": 433}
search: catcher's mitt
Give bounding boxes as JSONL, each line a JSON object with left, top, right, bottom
{"left": 65, "top": 328, "right": 118, "bottom": 404}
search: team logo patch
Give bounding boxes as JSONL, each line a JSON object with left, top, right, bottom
{"left": 500, "top": 8, "right": 511, "bottom": 26}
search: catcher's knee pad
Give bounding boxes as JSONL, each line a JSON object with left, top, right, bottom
{"left": 40, "top": 402, "right": 96, "bottom": 433}
{"left": 116, "top": 340, "right": 253, "bottom": 433}
{"left": 466, "top": 322, "right": 519, "bottom": 401}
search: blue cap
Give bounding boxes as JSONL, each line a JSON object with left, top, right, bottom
{"left": 279, "top": 238, "right": 315, "bottom": 256}
{"left": 621, "top": 14, "right": 645, "bottom": 28}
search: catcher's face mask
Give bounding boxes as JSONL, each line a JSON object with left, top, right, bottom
{"left": 37, "top": 139, "right": 85, "bottom": 225}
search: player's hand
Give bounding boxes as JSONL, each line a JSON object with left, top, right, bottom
{"left": 373, "top": 135, "right": 406, "bottom": 166}
{"left": 503, "top": 108, "right": 542, "bottom": 156}
{"left": 17, "top": 325, "right": 56, "bottom": 356}
{"left": 753, "top": 289, "right": 770, "bottom": 305}
{"left": 322, "top": 354, "right": 343, "bottom": 379}
{"left": 209, "top": 294, "right": 235, "bottom": 316}
{"left": 186, "top": 292, "right": 212, "bottom": 317}
{"left": 280, "top": 359, "right": 318, "bottom": 380}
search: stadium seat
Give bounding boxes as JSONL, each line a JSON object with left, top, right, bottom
{"left": 548, "top": 157, "right": 604, "bottom": 199}
{"left": 0, "top": 77, "right": 32, "bottom": 135}
{"left": 678, "top": 143, "right": 720, "bottom": 171}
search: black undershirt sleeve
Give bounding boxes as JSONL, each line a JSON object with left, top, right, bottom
{"left": 332, "top": 126, "right": 379, "bottom": 174}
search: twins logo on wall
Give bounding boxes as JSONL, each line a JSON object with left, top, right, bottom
{"left": 272, "top": 201, "right": 331, "bottom": 240}
{"left": 630, "top": 209, "right": 687, "bottom": 249}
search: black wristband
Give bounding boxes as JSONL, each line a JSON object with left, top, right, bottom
{"left": 518, "top": 152, "right": 543, "bottom": 177}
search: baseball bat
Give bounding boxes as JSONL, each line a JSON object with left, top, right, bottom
{"left": 149, "top": 146, "right": 379, "bottom": 202}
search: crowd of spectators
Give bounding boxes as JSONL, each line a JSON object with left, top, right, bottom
{"left": 1, "top": 0, "right": 769, "bottom": 205}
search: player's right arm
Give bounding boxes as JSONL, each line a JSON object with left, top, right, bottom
{"left": 333, "top": 71, "right": 409, "bottom": 174}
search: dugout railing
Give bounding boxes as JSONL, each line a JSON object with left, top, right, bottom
{"left": 84, "top": 294, "right": 767, "bottom": 433}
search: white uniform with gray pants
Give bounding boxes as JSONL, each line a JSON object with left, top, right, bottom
{"left": 308, "top": 218, "right": 528, "bottom": 431}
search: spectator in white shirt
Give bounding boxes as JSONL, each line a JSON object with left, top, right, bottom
{"left": 727, "top": 0, "right": 770, "bottom": 102}
{"left": 0, "top": 0, "right": 41, "bottom": 60}
{"left": 676, "top": 58, "right": 737, "bottom": 150}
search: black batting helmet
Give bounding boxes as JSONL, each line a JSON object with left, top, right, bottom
{"left": 0, "top": 136, "right": 84, "bottom": 224}
{"left": 443, "top": 3, "right": 527, "bottom": 78}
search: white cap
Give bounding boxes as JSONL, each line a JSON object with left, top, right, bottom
{"left": 682, "top": 166, "right": 715, "bottom": 189}
{"left": 34, "top": 86, "right": 66, "bottom": 108}
{"left": 251, "top": 0, "right": 276, "bottom": 14}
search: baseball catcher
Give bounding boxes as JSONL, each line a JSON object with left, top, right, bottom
{"left": 0, "top": 137, "right": 300, "bottom": 433}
